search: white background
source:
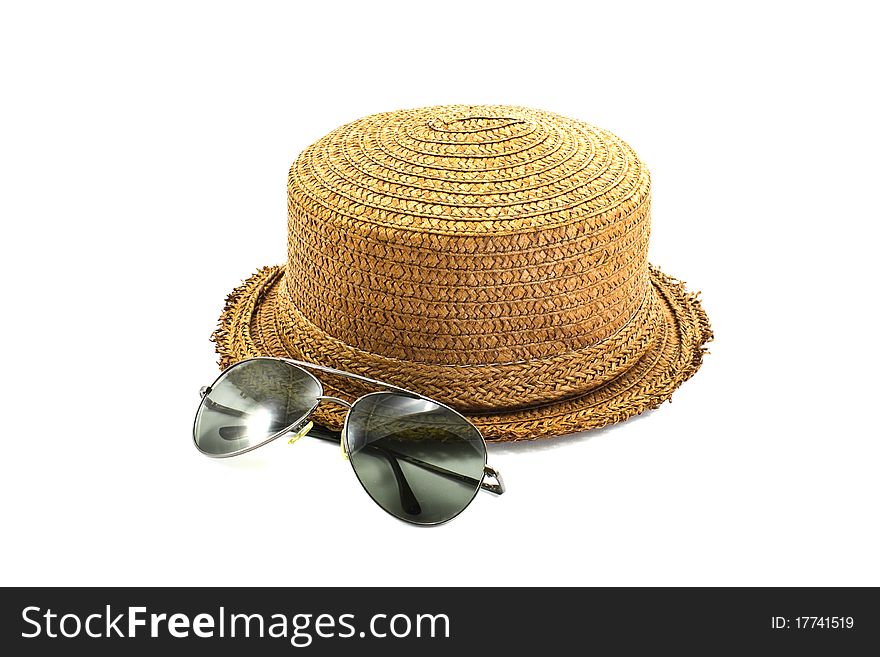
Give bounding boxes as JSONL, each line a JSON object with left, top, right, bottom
{"left": 1, "top": 1, "right": 877, "bottom": 587}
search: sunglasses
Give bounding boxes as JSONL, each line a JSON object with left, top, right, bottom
{"left": 192, "top": 357, "right": 505, "bottom": 525}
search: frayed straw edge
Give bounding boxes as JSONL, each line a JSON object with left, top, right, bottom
{"left": 648, "top": 264, "right": 714, "bottom": 395}
{"left": 211, "top": 266, "right": 281, "bottom": 371}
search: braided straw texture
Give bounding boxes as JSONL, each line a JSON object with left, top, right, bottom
{"left": 213, "top": 105, "right": 712, "bottom": 441}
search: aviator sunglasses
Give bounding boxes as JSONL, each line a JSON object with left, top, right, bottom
{"left": 193, "top": 357, "right": 505, "bottom": 525}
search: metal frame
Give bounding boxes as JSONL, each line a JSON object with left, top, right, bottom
{"left": 193, "top": 357, "right": 505, "bottom": 526}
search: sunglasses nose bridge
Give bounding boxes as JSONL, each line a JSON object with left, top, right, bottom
{"left": 316, "top": 395, "right": 352, "bottom": 409}
{"left": 314, "top": 396, "right": 353, "bottom": 461}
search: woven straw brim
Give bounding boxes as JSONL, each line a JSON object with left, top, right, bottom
{"left": 212, "top": 263, "right": 712, "bottom": 442}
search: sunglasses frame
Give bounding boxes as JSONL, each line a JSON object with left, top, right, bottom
{"left": 193, "top": 357, "right": 505, "bottom": 525}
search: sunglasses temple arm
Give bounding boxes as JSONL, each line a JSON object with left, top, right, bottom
{"left": 305, "top": 425, "right": 422, "bottom": 514}
{"left": 307, "top": 425, "right": 505, "bottom": 496}
{"left": 371, "top": 445, "right": 422, "bottom": 515}
{"left": 202, "top": 396, "right": 250, "bottom": 418}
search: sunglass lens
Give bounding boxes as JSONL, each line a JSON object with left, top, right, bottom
{"left": 194, "top": 359, "right": 321, "bottom": 456}
{"left": 345, "top": 393, "right": 486, "bottom": 524}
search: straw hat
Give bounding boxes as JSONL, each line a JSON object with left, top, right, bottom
{"left": 212, "top": 105, "right": 712, "bottom": 441}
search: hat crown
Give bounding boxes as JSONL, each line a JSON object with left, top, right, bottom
{"left": 282, "top": 105, "right": 655, "bottom": 411}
